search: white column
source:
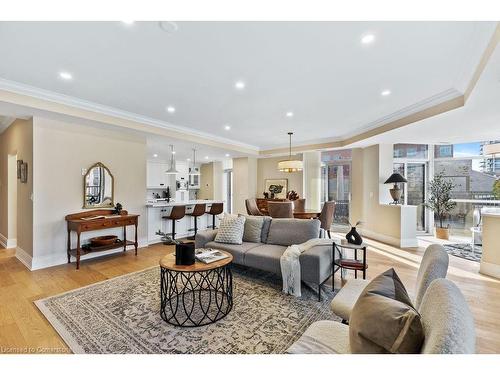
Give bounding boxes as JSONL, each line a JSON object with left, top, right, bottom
{"left": 232, "top": 157, "right": 257, "bottom": 215}
{"left": 302, "top": 151, "right": 322, "bottom": 211}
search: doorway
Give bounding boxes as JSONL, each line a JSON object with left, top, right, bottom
{"left": 7, "top": 154, "right": 18, "bottom": 249}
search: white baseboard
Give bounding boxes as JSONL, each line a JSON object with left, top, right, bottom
{"left": 360, "top": 229, "right": 417, "bottom": 249}
{"left": 16, "top": 246, "right": 33, "bottom": 270}
{"left": 0, "top": 233, "right": 17, "bottom": 249}
{"left": 479, "top": 261, "right": 500, "bottom": 279}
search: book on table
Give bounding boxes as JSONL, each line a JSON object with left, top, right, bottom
{"left": 195, "top": 249, "right": 229, "bottom": 264}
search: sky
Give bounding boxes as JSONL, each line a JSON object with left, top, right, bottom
{"left": 453, "top": 142, "right": 481, "bottom": 157}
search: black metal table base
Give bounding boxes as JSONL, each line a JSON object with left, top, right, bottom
{"left": 160, "top": 265, "right": 233, "bottom": 327}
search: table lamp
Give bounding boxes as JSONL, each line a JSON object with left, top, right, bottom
{"left": 384, "top": 173, "right": 408, "bottom": 204}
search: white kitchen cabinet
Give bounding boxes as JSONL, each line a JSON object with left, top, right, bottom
{"left": 147, "top": 161, "right": 169, "bottom": 188}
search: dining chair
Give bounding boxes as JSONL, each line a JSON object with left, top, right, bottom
{"left": 319, "top": 201, "right": 336, "bottom": 238}
{"left": 268, "top": 201, "right": 294, "bottom": 218}
{"left": 245, "top": 198, "right": 264, "bottom": 216}
{"left": 293, "top": 198, "right": 306, "bottom": 212}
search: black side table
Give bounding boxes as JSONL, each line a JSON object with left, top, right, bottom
{"left": 332, "top": 242, "right": 368, "bottom": 289}
{"left": 159, "top": 251, "right": 233, "bottom": 327}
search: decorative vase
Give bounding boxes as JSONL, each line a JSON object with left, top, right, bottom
{"left": 346, "top": 227, "right": 363, "bottom": 245}
{"left": 175, "top": 242, "right": 195, "bottom": 265}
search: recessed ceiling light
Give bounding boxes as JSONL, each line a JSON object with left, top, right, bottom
{"left": 158, "top": 21, "right": 178, "bottom": 35}
{"left": 153, "top": 154, "right": 158, "bottom": 158}
{"left": 205, "top": 156, "right": 209, "bottom": 160}
{"left": 224, "top": 125, "right": 231, "bottom": 130}
{"left": 381, "top": 89, "right": 391, "bottom": 96}
{"left": 187, "top": 158, "right": 191, "bottom": 161}
{"left": 225, "top": 154, "right": 230, "bottom": 157}
{"left": 59, "top": 71, "right": 73, "bottom": 81}
{"left": 361, "top": 34, "right": 375, "bottom": 44}
{"left": 234, "top": 81, "right": 245, "bottom": 90}
{"left": 286, "top": 112, "right": 294, "bottom": 118}
{"left": 166, "top": 106, "right": 176, "bottom": 113}
{"left": 172, "top": 151, "right": 176, "bottom": 155}
{"left": 122, "top": 21, "right": 135, "bottom": 25}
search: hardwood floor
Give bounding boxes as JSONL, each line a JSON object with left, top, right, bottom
{"left": 0, "top": 238, "right": 499, "bottom": 354}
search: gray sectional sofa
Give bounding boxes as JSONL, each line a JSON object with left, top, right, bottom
{"left": 195, "top": 217, "right": 337, "bottom": 300}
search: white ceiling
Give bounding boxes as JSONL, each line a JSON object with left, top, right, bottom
{"left": 350, "top": 42, "right": 500, "bottom": 148}
{"left": 0, "top": 21, "right": 496, "bottom": 150}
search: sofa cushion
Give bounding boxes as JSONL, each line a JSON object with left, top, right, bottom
{"left": 266, "top": 218, "right": 320, "bottom": 246}
{"left": 244, "top": 244, "right": 287, "bottom": 274}
{"left": 260, "top": 216, "right": 272, "bottom": 243}
{"left": 349, "top": 268, "right": 425, "bottom": 354}
{"left": 240, "top": 215, "right": 265, "bottom": 243}
{"left": 214, "top": 215, "right": 246, "bottom": 244}
{"left": 287, "top": 320, "right": 350, "bottom": 354}
{"left": 205, "top": 241, "right": 262, "bottom": 264}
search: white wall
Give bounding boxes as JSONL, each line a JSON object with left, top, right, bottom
{"left": 257, "top": 155, "right": 303, "bottom": 198}
{"left": 233, "top": 157, "right": 257, "bottom": 215}
{"left": 302, "top": 151, "right": 321, "bottom": 211}
{"left": 32, "top": 117, "right": 147, "bottom": 269}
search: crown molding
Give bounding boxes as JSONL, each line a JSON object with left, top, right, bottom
{"left": 0, "top": 78, "right": 259, "bottom": 153}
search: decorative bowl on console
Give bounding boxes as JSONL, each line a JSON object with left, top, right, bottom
{"left": 90, "top": 235, "right": 118, "bottom": 247}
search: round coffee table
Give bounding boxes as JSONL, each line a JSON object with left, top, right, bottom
{"left": 159, "top": 251, "right": 233, "bottom": 327}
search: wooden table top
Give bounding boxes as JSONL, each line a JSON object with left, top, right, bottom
{"left": 159, "top": 251, "right": 233, "bottom": 272}
{"left": 292, "top": 210, "right": 321, "bottom": 219}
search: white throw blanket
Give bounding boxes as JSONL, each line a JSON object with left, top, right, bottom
{"left": 280, "top": 238, "right": 336, "bottom": 297}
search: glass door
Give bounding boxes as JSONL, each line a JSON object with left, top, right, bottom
{"left": 322, "top": 162, "right": 351, "bottom": 227}
{"left": 406, "top": 163, "right": 427, "bottom": 232}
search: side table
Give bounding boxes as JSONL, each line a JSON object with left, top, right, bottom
{"left": 332, "top": 242, "right": 368, "bottom": 289}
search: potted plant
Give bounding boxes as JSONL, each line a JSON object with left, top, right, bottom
{"left": 425, "top": 172, "right": 456, "bottom": 240}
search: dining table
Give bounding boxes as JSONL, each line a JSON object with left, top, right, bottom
{"left": 292, "top": 209, "right": 322, "bottom": 219}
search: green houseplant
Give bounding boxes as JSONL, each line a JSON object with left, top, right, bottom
{"left": 425, "top": 172, "right": 456, "bottom": 240}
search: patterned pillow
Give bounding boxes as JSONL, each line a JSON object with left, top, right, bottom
{"left": 214, "top": 215, "right": 246, "bottom": 244}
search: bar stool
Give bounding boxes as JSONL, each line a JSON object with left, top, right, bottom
{"left": 187, "top": 203, "right": 206, "bottom": 240}
{"left": 206, "top": 202, "right": 224, "bottom": 229}
{"left": 162, "top": 205, "right": 186, "bottom": 240}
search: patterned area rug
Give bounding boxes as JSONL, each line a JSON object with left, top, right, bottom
{"left": 443, "top": 243, "right": 482, "bottom": 262}
{"left": 35, "top": 265, "right": 339, "bottom": 354}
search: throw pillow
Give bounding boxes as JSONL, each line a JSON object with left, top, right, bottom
{"left": 260, "top": 216, "right": 272, "bottom": 243}
{"left": 349, "top": 268, "right": 425, "bottom": 354}
{"left": 214, "top": 215, "right": 246, "bottom": 245}
{"left": 239, "top": 215, "right": 264, "bottom": 243}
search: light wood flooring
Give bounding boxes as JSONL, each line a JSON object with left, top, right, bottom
{"left": 0, "top": 238, "right": 499, "bottom": 354}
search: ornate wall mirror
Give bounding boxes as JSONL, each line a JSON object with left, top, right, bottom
{"left": 83, "top": 162, "right": 114, "bottom": 208}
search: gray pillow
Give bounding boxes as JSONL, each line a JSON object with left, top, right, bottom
{"left": 214, "top": 215, "right": 246, "bottom": 245}
{"left": 260, "top": 216, "right": 272, "bottom": 243}
{"left": 266, "top": 218, "right": 320, "bottom": 246}
{"left": 349, "top": 268, "right": 424, "bottom": 354}
{"left": 240, "top": 215, "right": 264, "bottom": 243}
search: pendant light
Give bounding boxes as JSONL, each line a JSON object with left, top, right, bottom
{"left": 165, "top": 144, "right": 179, "bottom": 174}
{"left": 278, "top": 132, "right": 303, "bottom": 172}
{"left": 189, "top": 148, "right": 200, "bottom": 175}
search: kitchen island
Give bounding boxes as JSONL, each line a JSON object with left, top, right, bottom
{"left": 147, "top": 200, "right": 224, "bottom": 244}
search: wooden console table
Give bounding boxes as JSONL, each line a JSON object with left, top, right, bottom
{"left": 65, "top": 209, "right": 139, "bottom": 269}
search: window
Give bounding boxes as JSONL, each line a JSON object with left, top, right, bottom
{"left": 432, "top": 141, "right": 500, "bottom": 236}
{"left": 393, "top": 144, "right": 428, "bottom": 159}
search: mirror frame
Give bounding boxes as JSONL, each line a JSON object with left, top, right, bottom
{"left": 83, "top": 162, "right": 115, "bottom": 209}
